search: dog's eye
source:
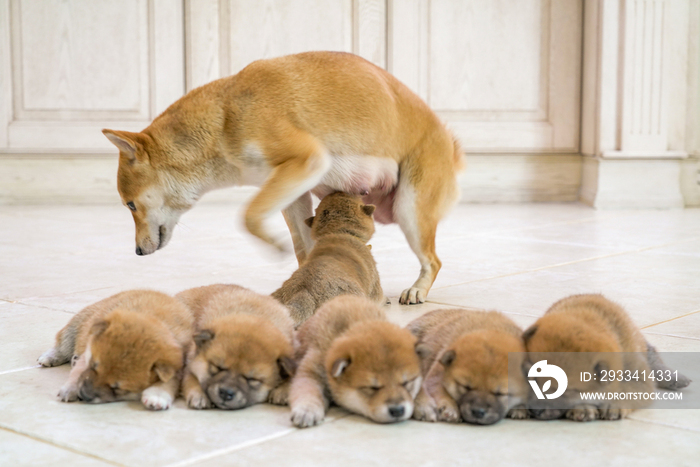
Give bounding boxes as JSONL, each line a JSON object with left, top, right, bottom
{"left": 402, "top": 378, "right": 418, "bottom": 391}
{"left": 460, "top": 383, "right": 473, "bottom": 392}
{"left": 126, "top": 201, "right": 136, "bottom": 212}
{"left": 245, "top": 377, "right": 262, "bottom": 389}
{"left": 493, "top": 391, "right": 508, "bottom": 397}
{"left": 360, "top": 386, "right": 382, "bottom": 397}
{"left": 209, "top": 363, "right": 225, "bottom": 374}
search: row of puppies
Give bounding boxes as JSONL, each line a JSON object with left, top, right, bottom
{"left": 39, "top": 286, "right": 690, "bottom": 425}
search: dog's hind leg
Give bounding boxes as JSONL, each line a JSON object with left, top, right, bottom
{"left": 282, "top": 192, "right": 314, "bottom": 265}
{"left": 244, "top": 127, "right": 330, "bottom": 251}
{"left": 38, "top": 320, "right": 80, "bottom": 367}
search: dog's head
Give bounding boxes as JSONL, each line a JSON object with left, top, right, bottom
{"left": 305, "top": 192, "right": 376, "bottom": 242}
{"left": 430, "top": 330, "right": 527, "bottom": 425}
{"left": 77, "top": 309, "right": 184, "bottom": 403}
{"left": 188, "top": 315, "right": 295, "bottom": 410}
{"left": 325, "top": 321, "right": 421, "bottom": 424}
{"left": 522, "top": 314, "right": 626, "bottom": 419}
{"left": 103, "top": 129, "right": 199, "bottom": 256}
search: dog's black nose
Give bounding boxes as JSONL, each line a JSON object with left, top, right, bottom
{"left": 135, "top": 246, "right": 143, "bottom": 256}
{"left": 219, "top": 387, "right": 236, "bottom": 402}
{"left": 471, "top": 407, "right": 487, "bottom": 419}
{"left": 388, "top": 405, "right": 405, "bottom": 418}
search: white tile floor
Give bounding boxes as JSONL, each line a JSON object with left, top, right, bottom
{"left": 1, "top": 202, "right": 699, "bottom": 466}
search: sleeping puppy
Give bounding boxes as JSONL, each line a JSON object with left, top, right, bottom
{"left": 524, "top": 294, "right": 691, "bottom": 422}
{"left": 38, "top": 290, "right": 193, "bottom": 410}
{"left": 289, "top": 295, "right": 421, "bottom": 427}
{"left": 176, "top": 284, "right": 296, "bottom": 409}
{"left": 272, "top": 192, "right": 384, "bottom": 327}
{"left": 407, "top": 308, "right": 528, "bottom": 425}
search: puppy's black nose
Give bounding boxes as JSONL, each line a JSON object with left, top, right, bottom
{"left": 219, "top": 387, "right": 236, "bottom": 401}
{"left": 471, "top": 407, "right": 487, "bottom": 419}
{"left": 135, "top": 246, "right": 143, "bottom": 256}
{"left": 388, "top": 405, "right": 405, "bottom": 418}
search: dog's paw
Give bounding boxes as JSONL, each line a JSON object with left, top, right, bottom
{"left": 507, "top": 407, "right": 530, "bottom": 420}
{"left": 290, "top": 401, "right": 325, "bottom": 428}
{"left": 186, "top": 390, "right": 210, "bottom": 410}
{"left": 141, "top": 387, "right": 173, "bottom": 411}
{"left": 38, "top": 348, "right": 68, "bottom": 367}
{"left": 437, "top": 402, "right": 462, "bottom": 423}
{"left": 57, "top": 384, "right": 79, "bottom": 402}
{"left": 412, "top": 400, "right": 438, "bottom": 422}
{"left": 399, "top": 287, "right": 425, "bottom": 305}
{"left": 599, "top": 407, "right": 630, "bottom": 421}
{"left": 268, "top": 384, "right": 290, "bottom": 406}
{"left": 566, "top": 405, "right": 599, "bottom": 422}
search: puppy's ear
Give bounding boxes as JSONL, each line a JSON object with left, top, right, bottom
{"left": 277, "top": 356, "right": 297, "bottom": 380}
{"left": 102, "top": 129, "right": 143, "bottom": 163}
{"left": 152, "top": 362, "right": 176, "bottom": 383}
{"left": 330, "top": 358, "right": 351, "bottom": 378}
{"left": 440, "top": 350, "right": 456, "bottom": 368}
{"left": 304, "top": 216, "right": 315, "bottom": 228}
{"left": 193, "top": 330, "right": 214, "bottom": 349}
{"left": 90, "top": 320, "right": 110, "bottom": 338}
{"left": 362, "top": 205, "right": 376, "bottom": 216}
{"left": 415, "top": 342, "right": 431, "bottom": 360}
{"left": 522, "top": 324, "right": 538, "bottom": 344}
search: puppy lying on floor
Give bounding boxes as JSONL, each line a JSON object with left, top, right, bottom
{"left": 176, "top": 284, "right": 296, "bottom": 409}
{"left": 289, "top": 295, "right": 421, "bottom": 427}
{"left": 38, "top": 290, "right": 193, "bottom": 410}
{"left": 272, "top": 192, "right": 384, "bottom": 327}
{"left": 407, "top": 308, "right": 529, "bottom": 425}
{"left": 524, "top": 294, "right": 691, "bottom": 422}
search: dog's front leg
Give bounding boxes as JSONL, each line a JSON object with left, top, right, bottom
{"left": 142, "top": 377, "right": 179, "bottom": 411}
{"left": 282, "top": 192, "right": 314, "bottom": 265}
{"left": 244, "top": 131, "right": 330, "bottom": 251}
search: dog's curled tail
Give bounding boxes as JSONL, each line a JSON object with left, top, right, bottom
{"left": 646, "top": 342, "right": 692, "bottom": 390}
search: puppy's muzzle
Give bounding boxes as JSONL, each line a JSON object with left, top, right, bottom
{"left": 388, "top": 405, "right": 405, "bottom": 419}
{"left": 458, "top": 392, "right": 506, "bottom": 426}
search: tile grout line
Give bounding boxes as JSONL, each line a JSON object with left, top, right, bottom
{"left": 0, "top": 425, "right": 127, "bottom": 467}
{"left": 642, "top": 331, "right": 700, "bottom": 342}
{"left": 640, "top": 309, "right": 700, "bottom": 330}
{"left": 162, "top": 415, "right": 351, "bottom": 467}
{"left": 431, "top": 236, "right": 700, "bottom": 292}
{"left": 627, "top": 416, "right": 700, "bottom": 433}
{"left": 0, "top": 365, "right": 40, "bottom": 376}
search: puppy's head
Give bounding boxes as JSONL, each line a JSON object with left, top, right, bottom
{"left": 77, "top": 309, "right": 183, "bottom": 403}
{"left": 325, "top": 321, "right": 421, "bottom": 424}
{"left": 523, "top": 314, "right": 624, "bottom": 419}
{"left": 434, "top": 330, "right": 526, "bottom": 425}
{"left": 188, "top": 315, "right": 295, "bottom": 409}
{"left": 103, "top": 129, "right": 197, "bottom": 256}
{"left": 305, "top": 192, "right": 376, "bottom": 242}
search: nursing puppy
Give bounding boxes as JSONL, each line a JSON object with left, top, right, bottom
{"left": 38, "top": 290, "right": 193, "bottom": 410}
{"left": 272, "top": 192, "right": 383, "bottom": 327}
{"left": 289, "top": 295, "right": 422, "bottom": 427}
{"left": 524, "top": 294, "right": 691, "bottom": 422}
{"left": 408, "top": 308, "right": 528, "bottom": 425}
{"left": 176, "top": 284, "right": 296, "bottom": 410}
{"left": 102, "top": 51, "right": 464, "bottom": 305}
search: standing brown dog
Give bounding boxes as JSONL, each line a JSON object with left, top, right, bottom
{"left": 102, "top": 51, "right": 463, "bottom": 305}
{"left": 272, "top": 192, "right": 384, "bottom": 327}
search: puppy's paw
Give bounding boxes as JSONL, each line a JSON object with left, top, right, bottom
{"left": 599, "top": 407, "right": 630, "bottom": 421}
{"left": 507, "top": 407, "right": 530, "bottom": 420}
{"left": 399, "top": 287, "right": 425, "bottom": 305}
{"left": 566, "top": 405, "right": 599, "bottom": 422}
{"left": 141, "top": 387, "right": 173, "bottom": 411}
{"left": 57, "top": 384, "right": 79, "bottom": 402}
{"left": 412, "top": 398, "right": 438, "bottom": 422}
{"left": 38, "top": 348, "right": 68, "bottom": 367}
{"left": 186, "top": 390, "right": 210, "bottom": 410}
{"left": 290, "top": 401, "right": 325, "bottom": 428}
{"left": 268, "top": 384, "right": 290, "bottom": 406}
{"left": 437, "top": 402, "right": 462, "bottom": 423}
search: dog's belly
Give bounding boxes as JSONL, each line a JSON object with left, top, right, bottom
{"left": 312, "top": 155, "right": 398, "bottom": 224}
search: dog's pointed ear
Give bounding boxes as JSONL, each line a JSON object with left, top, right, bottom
{"left": 304, "top": 216, "right": 315, "bottom": 228}
{"left": 522, "top": 324, "right": 538, "bottom": 344}
{"left": 362, "top": 205, "right": 376, "bottom": 216}
{"left": 102, "top": 129, "right": 145, "bottom": 163}
{"left": 193, "top": 330, "right": 214, "bottom": 349}
{"left": 331, "top": 358, "right": 351, "bottom": 378}
{"left": 440, "top": 349, "right": 456, "bottom": 368}
{"left": 90, "top": 320, "right": 110, "bottom": 338}
{"left": 152, "top": 361, "right": 176, "bottom": 383}
{"left": 277, "top": 355, "right": 297, "bottom": 380}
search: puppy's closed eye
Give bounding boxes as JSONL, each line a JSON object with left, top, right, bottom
{"left": 360, "top": 386, "right": 382, "bottom": 397}
{"left": 209, "top": 363, "right": 226, "bottom": 374}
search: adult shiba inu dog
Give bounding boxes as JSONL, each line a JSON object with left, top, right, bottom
{"left": 523, "top": 294, "right": 691, "bottom": 422}
{"left": 176, "top": 284, "right": 296, "bottom": 409}
{"left": 407, "top": 308, "right": 528, "bottom": 425}
{"left": 102, "top": 51, "right": 463, "bottom": 305}
{"left": 289, "top": 295, "right": 421, "bottom": 427}
{"left": 272, "top": 192, "right": 384, "bottom": 327}
{"left": 38, "top": 290, "right": 193, "bottom": 410}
